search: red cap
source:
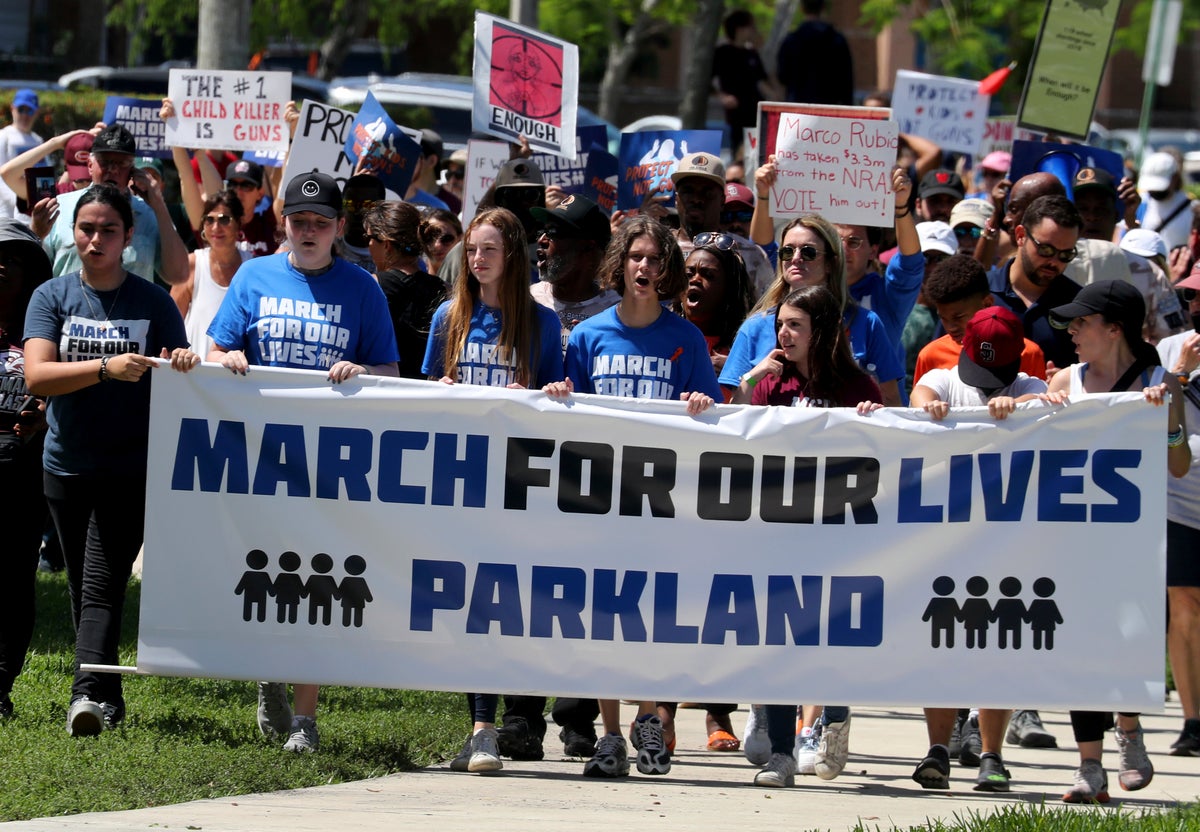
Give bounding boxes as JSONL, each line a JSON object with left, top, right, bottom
{"left": 64, "top": 133, "right": 94, "bottom": 180}
{"left": 959, "top": 306, "right": 1024, "bottom": 389}
{"left": 723, "top": 182, "right": 754, "bottom": 209}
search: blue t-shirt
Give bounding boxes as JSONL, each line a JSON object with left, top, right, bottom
{"left": 849, "top": 250, "right": 924, "bottom": 361}
{"left": 718, "top": 304, "right": 905, "bottom": 392}
{"left": 565, "top": 305, "right": 722, "bottom": 401}
{"left": 422, "top": 298, "right": 564, "bottom": 387}
{"left": 207, "top": 253, "right": 399, "bottom": 370}
{"left": 23, "top": 271, "right": 188, "bottom": 475}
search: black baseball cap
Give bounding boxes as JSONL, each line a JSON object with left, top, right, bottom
{"left": 282, "top": 172, "right": 342, "bottom": 219}
{"left": 919, "top": 169, "right": 965, "bottom": 200}
{"left": 1072, "top": 167, "right": 1117, "bottom": 197}
{"left": 1049, "top": 279, "right": 1144, "bottom": 336}
{"left": 530, "top": 195, "right": 611, "bottom": 244}
{"left": 92, "top": 124, "right": 136, "bottom": 156}
{"left": 227, "top": 159, "right": 264, "bottom": 188}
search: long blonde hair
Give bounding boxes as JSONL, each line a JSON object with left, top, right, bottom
{"left": 751, "top": 214, "right": 847, "bottom": 315}
{"left": 441, "top": 207, "right": 541, "bottom": 386}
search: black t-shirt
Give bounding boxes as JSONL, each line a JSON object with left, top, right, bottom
{"left": 377, "top": 268, "right": 448, "bottom": 379}
{"left": 712, "top": 44, "right": 767, "bottom": 130}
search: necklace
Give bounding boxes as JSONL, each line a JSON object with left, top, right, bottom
{"left": 79, "top": 273, "right": 125, "bottom": 329}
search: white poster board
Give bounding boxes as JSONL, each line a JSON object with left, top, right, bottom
{"left": 280, "top": 99, "right": 358, "bottom": 192}
{"left": 892, "top": 70, "right": 989, "bottom": 157}
{"left": 462, "top": 139, "right": 510, "bottom": 225}
{"left": 165, "top": 69, "right": 291, "bottom": 153}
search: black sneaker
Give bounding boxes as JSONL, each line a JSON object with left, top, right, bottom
{"left": 496, "top": 717, "right": 544, "bottom": 761}
{"left": 1170, "top": 719, "right": 1200, "bottom": 757}
{"left": 974, "top": 753, "right": 1011, "bottom": 792}
{"left": 560, "top": 725, "right": 597, "bottom": 758}
{"left": 948, "top": 710, "right": 965, "bottom": 757}
{"left": 959, "top": 713, "right": 982, "bottom": 768}
{"left": 101, "top": 701, "right": 125, "bottom": 730}
{"left": 912, "top": 745, "right": 951, "bottom": 790}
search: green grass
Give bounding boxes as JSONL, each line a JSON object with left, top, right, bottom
{"left": 0, "top": 572, "right": 465, "bottom": 822}
{"left": 835, "top": 802, "right": 1200, "bottom": 831}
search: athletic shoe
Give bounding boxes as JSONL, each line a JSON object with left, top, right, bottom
{"left": 450, "top": 735, "right": 473, "bottom": 772}
{"left": 1006, "top": 709, "right": 1057, "bottom": 748}
{"left": 958, "top": 713, "right": 982, "bottom": 768}
{"left": 1170, "top": 718, "right": 1200, "bottom": 757}
{"left": 973, "top": 753, "right": 1010, "bottom": 792}
{"left": 633, "top": 714, "right": 671, "bottom": 775}
{"left": 814, "top": 711, "right": 851, "bottom": 781}
{"left": 1115, "top": 723, "right": 1153, "bottom": 791}
{"left": 467, "top": 727, "right": 503, "bottom": 773}
{"left": 257, "top": 682, "right": 292, "bottom": 739}
{"left": 497, "top": 717, "right": 544, "bottom": 761}
{"left": 100, "top": 701, "right": 125, "bottom": 730}
{"left": 743, "top": 705, "right": 771, "bottom": 766}
{"left": 66, "top": 698, "right": 103, "bottom": 737}
{"left": 0, "top": 694, "right": 13, "bottom": 720}
{"left": 912, "top": 744, "right": 951, "bottom": 790}
{"left": 282, "top": 717, "right": 319, "bottom": 753}
{"left": 794, "top": 727, "right": 820, "bottom": 775}
{"left": 583, "top": 733, "right": 630, "bottom": 778}
{"left": 1062, "top": 758, "right": 1109, "bottom": 803}
{"left": 948, "top": 710, "right": 965, "bottom": 757}
{"left": 754, "top": 752, "right": 796, "bottom": 788}
{"left": 560, "top": 725, "right": 597, "bottom": 758}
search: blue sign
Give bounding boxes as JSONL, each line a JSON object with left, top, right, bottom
{"left": 342, "top": 91, "right": 422, "bottom": 196}
{"left": 581, "top": 149, "right": 618, "bottom": 215}
{"left": 616, "top": 130, "right": 722, "bottom": 211}
{"left": 530, "top": 124, "right": 609, "bottom": 196}
{"left": 103, "top": 96, "right": 171, "bottom": 159}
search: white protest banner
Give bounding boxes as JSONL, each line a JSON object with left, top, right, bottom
{"left": 280, "top": 99, "right": 358, "bottom": 192}
{"left": 770, "top": 105, "right": 897, "bottom": 225}
{"left": 165, "top": 69, "right": 291, "bottom": 153}
{"left": 462, "top": 139, "right": 510, "bottom": 225}
{"left": 472, "top": 11, "right": 579, "bottom": 158}
{"left": 139, "top": 365, "right": 1166, "bottom": 710}
{"left": 892, "top": 70, "right": 988, "bottom": 157}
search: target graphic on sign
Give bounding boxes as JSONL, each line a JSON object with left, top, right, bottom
{"left": 489, "top": 23, "right": 564, "bottom": 125}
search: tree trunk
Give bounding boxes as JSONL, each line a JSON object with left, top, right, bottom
{"left": 597, "top": 0, "right": 666, "bottom": 125}
{"left": 317, "top": 0, "right": 372, "bottom": 80}
{"left": 678, "top": 0, "right": 725, "bottom": 129}
{"left": 763, "top": 0, "right": 799, "bottom": 80}
{"left": 197, "top": 0, "right": 250, "bottom": 70}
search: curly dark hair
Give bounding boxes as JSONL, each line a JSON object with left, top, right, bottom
{"left": 599, "top": 215, "right": 686, "bottom": 300}
{"left": 922, "top": 253, "right": 989, "bottom": 306}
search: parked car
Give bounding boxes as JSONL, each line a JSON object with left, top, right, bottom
{"left": 328, "top": 73, "right": 619, "bottom": 153}
{"left": 59, "top": 64, "right": 330, "bottom": 105}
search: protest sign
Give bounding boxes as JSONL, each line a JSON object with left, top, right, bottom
{"left": 1018, "top": 0, "right": 1121, "bottom": 140}
{"left": 103, "top": 96, "right": 170, "bottom": 158}
{"left": 342, "top": 91, "right": 422, "bottom": 197}
{"left": 280, "top": 100, "right": 359, "bottom": 191}
{"left": 743, "top": 127, "right": 759, "bottom": 167}
{"left": 892, "top": 70, "right": 988, "bottom": 157}
{"left": 979, "top": 117, "right": 1046, "bottom": 161}
{"left": 472, "top": 12, "right": 579, "bottom": 158}
{"left": 616, "top": 130, "right": 722, "bottom": 211}
{"left": 243, "top": 149, "right": 287, "bottom": 168}
{"left": 530, "top": 124, "right": 608, "bottom": 195}
{"left": 140, "top": 365, "right": 1165, "bottom": 710}
{"left": 165, "top": 69, "right": 291, "bottom": 153}
{"left": 582, "top": 148, "right": 618, "bottom": 215}
{"left": 462, "top": 139, "right": 511, "bottom": 225}
{"left": 765, "top": 104, "right": 897, "bottom": 225}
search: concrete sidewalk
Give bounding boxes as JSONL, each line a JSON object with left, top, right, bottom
{"left": 7, "top": 703, "right": 1200, "bottom": 831}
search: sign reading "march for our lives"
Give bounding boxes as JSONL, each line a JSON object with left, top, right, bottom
{"left": 139, "top": 365, "right": 1166, "bottom": 710}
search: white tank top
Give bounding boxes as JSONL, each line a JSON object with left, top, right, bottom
{"left": 1067, "top": 362, "right": 1165, "bottom": 395}
{"left": 186, "top": 248, "right": 249, "bottom": 357}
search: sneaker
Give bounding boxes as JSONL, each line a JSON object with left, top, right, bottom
{"left": 633, "top": 715, "right": 671, "bottom": 775}
{"left": 948, "top": 710, "right": 965, "bottom": 757}
{"left": 0, "top": 694, "right": 13, "bottom": 720}
{"left": 282, "top": 717, "right": 319, "bottom": 753}
{"left": 66, "top": 698, "right": 104, "bottom": 737}
{"left": 497, "top": 717, "right": 544, "bottom": 761}
{"left": 754, "top": 752, "right": 796, "bottom": 788}
{"left": 743, "top": 705, "right": 771, "bottom": 766}
{"left": 958, "top": 713, "right": 981, "bottom": 768}
{"left": 912, "top": 745, "right": 951, "bottom": 790}
{"left": 257, "top": 682, "right": 292, "bottom": 739}
{"left": 815, "top": 711, "right": 851, "bottom": 781}
{"left": 1170, "top": 718, "right": 1200, "bottom": 757}
{"left": 794, "top": 727, "right": 820, "bottom": 775}
{"left": 583, "top": 733, "right": 630, "bottom": 778}
{"left": 560, "top": 725, "right": 597, "bottom": 758}
{"left": 467, "top": 727, "right": 503, "bottom": 773}
{"left": 100, "top": 701, "right": 125, "bottom": 730}
{"left": 1006, "top": 709, "right": 1057, "bottom": 748}
{"left": 973, "top": 753, "right": 1010, "bottom": 792}
{"left": 450, "top": 734, "right": 473, "bottom": 772}
{"left": 1063, "top": 758, "right": 1109, "bottom": 803}
{"left": 1115, "top": 723, "right": 1153, "bottom": 791}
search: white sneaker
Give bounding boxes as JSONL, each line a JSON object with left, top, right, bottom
{"left": 794, "top": 726, "right": 820, "bottom": 775}
{"left": 66, "top": 698, "right": 103, "bottom": 737}
{"left": 743, "top": 705, "right": 771, "bottom": 766}
{"left": 814, "top": 712, "right": 851, "bottom": 780}
{"left": 754, "top": 752, "right": 796, "bottom": 788}
{"left": 467, "top": 727, "right": 503, "bottom": 773}
{"left": 282, "top": 716, "right": 319, "bottom": 753}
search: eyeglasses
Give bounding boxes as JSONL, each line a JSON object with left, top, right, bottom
{"left": 779, "top": 244, "right": 825, "bottom": 263}
{"left": 424, "top": 232, "right": 456, "bottom": 246}
{"left": 693, "top": 231, "right": 737, "bottom": 251}
{"left": 627, "top": 252, "right": 664, "bottom": 273}
{"left": 229, "top": 180, "right": 258, "bottom": 191}
{"left": 719, "top": 210, "right": 753, "bottom": 224}
{"left": 954, "top": 226, "right": 982, "bottom": 240}
{"left": 365, "top": 233, "right": 384, "bottom": 243}
{"left": 203, "top": 214, "right": 235, "bottom": 227}
{"left": 1025, "top": 231, "right": 1078, "bottom": 263}
{"left": 839, "top": 235, "right": 866, "bottom": 251}
{"left": 93, "top": 156, "right": 132, "bottom": 172}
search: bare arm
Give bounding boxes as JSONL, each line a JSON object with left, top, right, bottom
{"left": 0, "top": 128, "right": 94, "bottom": 200}
{"left": 196, "top": 150, "right": 223, "bottom": 200}
{"left": 903, "top": 133, "right": 943, "bottom": 180}
{"left": 171, "top": 262, "right": 196, "bottom": 318}
{"left": 892, "top": 168, "right": 919, "bottom": 255}
{"left": 750, "top": 156, "right": 777, "bottom": 248}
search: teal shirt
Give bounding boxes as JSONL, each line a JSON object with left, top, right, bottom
{"left": 43, "top": 185, "right": 163, "bottom": 281}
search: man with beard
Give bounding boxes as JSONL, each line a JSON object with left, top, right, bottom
{"left": 529, "top": 195, "right": 618, "bottom": 354}
{"left": 987, "top": 195, "right": 1082, "bottom": 374}
{"left": 917, "top": 169, "right": 965, "bottom": 224}
{"left": 976, "top": 172, "right": 1065, "bottom": 270}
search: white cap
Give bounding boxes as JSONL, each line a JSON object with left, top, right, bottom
{"left": 916, "top": 220, "right": 956, "bottom": 256}
{"left": 1140, "top": 152, "right": 1178, "bottom": 193}
{"left": 1119, "top": 228, "right": 1169, "bottom": 260}
{"left": 949, "top": 198, "right": 994, "bottom": 229}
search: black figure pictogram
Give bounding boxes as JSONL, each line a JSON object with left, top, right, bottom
{"left": 958, "top": 576, "right": 993, "bottom": 649}
{"left": 923, "top": 575, "right": 960, "bottom": 648}
{"left": 273, "top": 550, "right": 305, "bottom": 624}
{"left": 338, "top": 555, "right": 373, "bottom": 628}
{"left": 305, "top": 553, "right": 339, "bottom": 626}
{"left": 1027, "top": 577, "right": 1063, "bottom": 650}
{"left": 992, "top": 576, "right": 1028, "bottom": 649}
{"left": 234, "top": 549, "right": 274, "bottom": 622}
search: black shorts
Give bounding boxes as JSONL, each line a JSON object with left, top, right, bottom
{"left": 1168, "top": 520, "right": 1200, "bottom": 588}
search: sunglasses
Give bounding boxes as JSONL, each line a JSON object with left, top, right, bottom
{"left": 1184, "top": 288, "right": 1198, "bottom": 302}
{"left": 839, "top": 235, "right": 866, "bottom": 251}
{"left": 16, "top": 106, "right": 34, "bottom": 115}
{"left": 424, "top": 232, "right": 457, "bottom": 246}
{"left": 203, "top": 214, "right": 235, "bottom": 227}
{"left": 779, "top": 243, "right": 825, "bottom": 263}
{"left": 954, "top": 226, "right": 982, "bottom": 240}
{"left": 229, "top": 180, "right": 259, "bottom": 191}
{"left": 693, "top": 231, "right": 737, "bottom": 251}
{"left": 538, "top": 225, "right": 575, "bottom": 240}
{"left": 720, "top": 210, "right": 753, "bottom": 224}
{"left": 446, "top": 169, "right": 464, "bottom": 180}
{"left": 1026, "top": 232, "right": 1078, "bottom": 263}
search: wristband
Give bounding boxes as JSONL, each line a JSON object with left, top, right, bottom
{"left": 894, "top": 208, "right": 911, "bottom": 218}
{"left": 756, "top": 193, "right": 769, "bottom": 200}
{"left": 739, "top": 373, "right": 759, "bottom": 389}
{"left": 1169, "top": 425, "right": 1186, "bottom": 448}
{"left": 99, "top": 355, "right": 111, "bottom": 382}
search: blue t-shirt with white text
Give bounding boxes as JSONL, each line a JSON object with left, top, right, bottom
{"left": 422, "top": 298, "right": 564, "bottom": 387}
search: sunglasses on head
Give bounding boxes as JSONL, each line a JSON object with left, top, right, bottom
{"left": 693, "top": 231, "right": 737, "bottom": 251}
{"left": 779, "top": 243, "right": 825, "bottom": 263}
{"left": 719, "top": 210, "right": 753, "bottom": 224}
{"left": 954, "top": 225, "right": 982, "bottom": 240}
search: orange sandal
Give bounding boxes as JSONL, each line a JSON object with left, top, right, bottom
{"left": 707, "top": 728, "right": 741, "bottom": 752}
